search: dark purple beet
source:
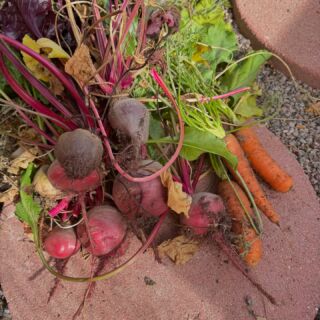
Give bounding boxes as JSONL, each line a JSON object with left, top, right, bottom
{"left": 108, "top": 98, "right": 150, "bottom": 147}
{"left": 54, "top": 129, "right": 103, "bottom": 179}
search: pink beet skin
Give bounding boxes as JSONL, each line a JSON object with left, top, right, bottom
{"left": 44, "top": 227, "right": 80, "bottom": 259}
{"left": 112, "top": 174, "right": 168, "bottom": 217}
{"left": 181, "top": 192, "right": 225, "bottom": 235}
{"left": 77, "top": 205, "right": 127, "bottom": 256}
{"left": 112, "top": 160, "right": 168, "bottom": 217}
{"left": 47, "top": 160, "right": 101, "bottom": 193}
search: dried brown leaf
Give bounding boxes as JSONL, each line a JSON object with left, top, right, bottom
{"left": 18, "top": 128, "right": 38, "bottom": 141}
{"left": 65, "top": 44, "right": 96, "bottom": 84}
{"left": 160, "top": 170, "right": 192, "bottom": 217}
{"left": 306, "top": 101, "right": 320, "bottom": 116}
{"left": 8, "top": 146, "right": 39, "bottom": 175}
{"left": 33, "top": 165, "right": 64, "bottom": 199}
{"left": 48, "top": 75, "right": 64, "bottom": 95}
{"left": 157, "top": 235, "right": 199, "bottom": 265}
{"left": 0, "top": 186, "right": 19, "bottom": 204}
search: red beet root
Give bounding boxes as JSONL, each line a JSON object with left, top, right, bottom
{"left": 77, "top": 205, "right": 127, "bottom": 256}
{"left": 44, "top": 227, "right": 80, "bottom": 259}
{"left": 181, "top": 192, "right": 225, "bottom": 235}
{"left": 47, "top": 160, "right": 101, "bottom": 193}
{"left": 112, "top": 161, "right": 168, "bottom": 217}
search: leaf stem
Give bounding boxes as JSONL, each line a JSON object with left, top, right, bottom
{"left": 0, "top": 42, "right": 76, "bottom": 122}
{"left": 0, "top": 35, "right": 93, "bottom": 128}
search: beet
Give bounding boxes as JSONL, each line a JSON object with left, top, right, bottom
{"left": 112, "top": 160, "right": 168, "bottom": 217}
{"left": 77, "top": 205, "right": 127, "bottom": 256}
{"left": 55, "top": 129, "right": 103, "bottom": 179}
{"left": 44, "top": 227, "right": 80, "bottom": 259}
{"left": 47, "top": 160, "right": 101, "bottom": 193}
{"left": 180, "top": 192, "right": 225, "bottom": 235}
{"left": 108, "top": 98, "right": 150, "bottom": 148}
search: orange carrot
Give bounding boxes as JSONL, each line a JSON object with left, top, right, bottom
{"left": 224, "top": 134, "right": 280, "bottom": 225}
{"left": 235, "top": 127, "right": 293, "bottom": 193}
{"left": 218, "top": 180, "right": 253, "bottom": 234}
{"left": 218, "top": 180, "right": 262, "bottom": 267}
{"left": 239, "top": 227, "right": 262, "bottom": 267}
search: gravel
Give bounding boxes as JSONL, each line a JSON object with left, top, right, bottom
{"left": 232, "top": 14, "right": 320, "bottom": 197}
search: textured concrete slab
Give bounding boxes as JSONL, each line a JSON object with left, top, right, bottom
{"left": 0, "top": 127, "right": 319, "bottom": 320}
{"left": 232, "top": 0, "right": 320, "bottom": 88}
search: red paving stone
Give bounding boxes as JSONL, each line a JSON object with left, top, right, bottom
{"left": 232, "top": 0, "right": 320, "bottom": 88}
{"left": 0, "top": 127, "right": 319, "bottom": 320}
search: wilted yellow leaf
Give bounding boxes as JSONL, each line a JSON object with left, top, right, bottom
{"left": 157, "top": 235, "right": 199, "bottom": 265}
{"left": 65, "top": 44, "right": 96, "bottom": 84}
{"left": 192, "top": 43, "right": 210, "bottom": 65}
{"left": 160, "top": 170, "right": 192, "bottom": 217}
{"left": 37, "top": 38, "right": 70, "bottom": 59}
{"left": 22, "top": 35, "right": 49, "bottom": 82}
{"left": 21, "top": 35, "right": 69, "bottom": 84}
{"left": 8, "top": 146, "right": 39, "bottom": 175}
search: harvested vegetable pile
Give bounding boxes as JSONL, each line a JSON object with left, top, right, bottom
{"left": 0, "top": 0, "right": 294, "bottom": 315}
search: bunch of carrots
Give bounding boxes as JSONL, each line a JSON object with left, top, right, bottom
{"left": 219, "top": 126, "right": 293, "bottom": 266}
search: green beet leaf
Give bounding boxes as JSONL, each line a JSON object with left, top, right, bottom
{"left": 15, "top": 163, "right": 41, "bottom": 234}
{"left": 220, "top": 50, "right": 271, "bottom": 104}
{"left": 179, "top": 127, "right": 237, "bottom": 168}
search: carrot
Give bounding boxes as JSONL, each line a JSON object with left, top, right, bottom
{"left": 235, "top": 126, "right": 293, "bottom": 193}
{"left": 239, "top": 227, "right": 262, "bottom": 267}
{"left": 218, "top": 180, "right": 253, "bottom": 234}
{"left": 218, "top": 180, "right": 262, "bottom": 267}
{"left": 224, "top": 134, "right": 280, "bottom": 225}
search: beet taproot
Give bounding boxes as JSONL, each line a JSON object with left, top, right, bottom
{"left": 108, "top": 98, "right": 150, "bottom": 148}
{"left": 77, "top": 205, "right": 127, "bottom": 256}
{"left": 180, "top": 192, "right": 225, "bottom": 235}
{"left": 112, "top": 160, "right": 168, "bottom": 217}
{"left": 47, "top": 160, "right": 101, "bottom": 193}
{"left": 44, "top": 227, "right": 80, "bottom": 259}
{"left": 55, "top": 129, "right": 103, "bottom": 179}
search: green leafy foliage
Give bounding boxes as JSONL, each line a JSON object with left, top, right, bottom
{"left": 179, "top": 127, "right": 237, "bottom": 168}
{"left": 15, "top": 164, "right": 41, "bottom": 234}
{"left": 149, "top": 116, "right": 166, "bottom": 140}
{"left": 220, "top": 51, "right": 271, "bottom": 103}
{"left": 179, "top": 100, "right": 227, "bottom": 138}
{"left": 210, "top": 154, "right": 227, "bottom": 180}
{"left": 233, "top": 92, "right": 263, "bottom": 122}
{"left": 0, "top": 57, "right": 24, "bottom": 95}
{"left": 192, "top": 1, "right": 225, "bottom": 25}
{"left": 200, "top": 22, "right": 237, "bottom": 74}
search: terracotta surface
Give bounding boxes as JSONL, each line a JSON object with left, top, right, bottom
{"left": 0, "top": 127, "right": 320, "bottom": 320}
{"left": 232, "top": 0, "right": 320, "bottom": 88}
